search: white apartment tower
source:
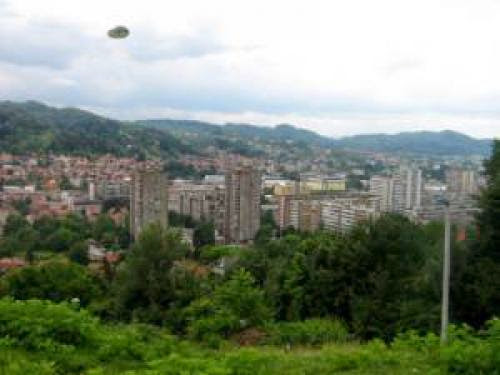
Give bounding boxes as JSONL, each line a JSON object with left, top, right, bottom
{"left": 370, "top": 166, "right": 423, "bottom": 213}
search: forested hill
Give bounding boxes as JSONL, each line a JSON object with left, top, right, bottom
{"left": 335, "top": 130, "right": 492, "bottom": 156}
{"left": 139, "top": 119, "right": 491, "bottom": 156}
{"left": 0, "top": 101, "right": 491, "bottom": 157}
{"left": 139, "top": 119, "right": 331, "bottom": 147}
{"left": 0, "top": 101, "right": 193, "bottom": 157}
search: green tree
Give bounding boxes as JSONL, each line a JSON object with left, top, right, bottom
{"left": 477, "top": 139, "right": 500, "bottom": 258}
{"left": 68, "top": 241, "right": 89, "bottom": 265}
{"left": 193, "top": 221, "right": 215, "bottom": 249}
{"left": 112, "top": 224, "right": 189, "bottom": 324}
{"left": 12, "top": 197, "right": 31, "bottom": 216}
{"left": 3, "top": 261, "right": 102, "bottom": 306}
{"left": 33, "top": 215, "right": 59, "bottom": 240}
{"left": 0, "top": 215, "right": 38, "bottom": 257}
{"left": 456, "top": 140, "right": 500, "bottom": 327}
{"left": 168, "top": 211, "right": 197, "bottom": 228}
{"left": 2, "top": 214, "right": 30, "bottom": 237}
{"left": 92, "top": 214, "right": 116, "bottom": 246}
{"left": 255, "top": 210, "right": 277, "bottom": 246}
{"left": 347, "top": 214, "right": 440, "bottom": 340}
{"left": 46, "top": 227, "right": 78, "bottom": 252}
{"left": 184, "top": 269, "right": 272, "bottom": 340}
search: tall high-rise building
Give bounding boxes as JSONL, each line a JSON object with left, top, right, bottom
{"left": 130, "top": 168, "right": 168, "bottom": 239}
{"left": 396, "top": 166, "right": 423, "bottom": 211}
{"left": 320, "top": 195, "right": 381, "bottom": 233}
{"left": 370, "top": 166, "right": 423, "bottom": 213}
{"left": 168, "top": 181, "right": 226, "bottom": 241}
{"left": 446, "top": 168, "right": 478, "bottom": 195}
{"left": 369, "top": 176, "right": 394, "bottom": 211}
{"left": 224, "top": 166, "right": 261, "bottom": 244}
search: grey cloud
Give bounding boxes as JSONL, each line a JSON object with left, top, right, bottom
{"left": 0, "top": 15, "right": 90, "bottom": 69}
{"left": 126, "top": 29, "right": 228, "bottom": 61}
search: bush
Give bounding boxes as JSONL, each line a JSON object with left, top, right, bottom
{"left": 97, "top": 324, "right": 174, "bottom": 362}
{"left": 185, "top": 269, "right": 272, "bottom": 341}
{"left": 0, "top": 298, "right": 176, "bottom": 373}
{"left": 199, "top": 245, "right": 241, "bottom": 264}
{"left": 0, "top": 351, "right": 56, "bottom": 375}
{"left": 264, "top": 318, "right": 349, "bottom": 346}
{"left": 3, "top": 261, "right": 102, "bottom": 306}
{"left": 0, "top": 298, "right": 98, "bottom": 352}
{"left": 439, "top": 320, "right": 500, "bottom": 374}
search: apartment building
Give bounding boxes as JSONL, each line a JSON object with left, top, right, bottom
{"left": 224, "top": 166, "right": 261, "bottom": 244}
{"left": 130, "top": 167, "right": 168, "bottom": 239}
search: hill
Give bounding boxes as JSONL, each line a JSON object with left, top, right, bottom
{"left": 140, "top": 118, "right": 491, "bottom": 157}
{"left": 334, "top": 130, "right": 492, "bottom": 156}
{"left": 138, "top": 119, "right": 328, "bottom": 145}
{"left": 0, "top": 101, "right": 492, "bottom": 158}
{"left": 137, "top": 119, "right": 331, "bottom": 158}
{"left": 0, "top": 101, "right": 193, "bottom": 158}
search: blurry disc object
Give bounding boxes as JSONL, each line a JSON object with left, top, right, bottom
{"left": 108, "top": 26, "right": 130, "bottom": 39}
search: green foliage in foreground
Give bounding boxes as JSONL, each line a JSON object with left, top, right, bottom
{"left": 263, "top": 318, "right": 349, "bottom": 346}
{"left": 184, "top": 269, "right": 272, "bottom": 341}
{"left": 1, "top": 299, "right": 500, "bottom": 375}
{"left": 0, "top": 261, "right": 103, "bottom": 306}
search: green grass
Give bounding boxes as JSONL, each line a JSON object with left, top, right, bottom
{"left": 0, "top": 299, "right": 498, "bottom": 374}
{"left": 0, "top": 343, "right": 440, "bottom": 375}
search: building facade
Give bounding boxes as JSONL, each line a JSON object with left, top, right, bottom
{"left": 370, "top": 166, "right": 423, "bottom": 213}
{"left": 321, "top": 196, "right": 380, "bottom": 233}
{"left": 168, "top": 182, "right": 226, "bottom": 241}
{"left": 130, "top": 168, "right": 168, "bottom": 239}
{"left": 224, "top": 166, "right": 261, "bottom": 244}
{"left": 299, "top": 174, "right": 346, "bottom": 194}
{"left": 446, "top": 168, "right": 479, "bottom": 196}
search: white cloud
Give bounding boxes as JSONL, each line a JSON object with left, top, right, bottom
{"left": 0, "top": 0, "right": 500, "bottom": 138}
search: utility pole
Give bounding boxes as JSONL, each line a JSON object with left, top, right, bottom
{"left": 441, "top": 200, "right": 451, "bottom": 344}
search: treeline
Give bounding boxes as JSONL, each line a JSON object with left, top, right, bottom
{"left": 0, "top": 101, "right": 194, "bottom": 158}
{"left": 0, "top": 212, "right": 130, "bottom": 262}
{"left": 0, "top": 211, "right": 485, "bottom": 342}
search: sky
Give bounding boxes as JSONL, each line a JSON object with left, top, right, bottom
{"left": 0, "top": 0, "right": 499, "bottom": 139}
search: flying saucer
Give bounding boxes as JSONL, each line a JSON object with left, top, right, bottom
{"left": 108, "top": 25, "right": 130, "bottom": 39}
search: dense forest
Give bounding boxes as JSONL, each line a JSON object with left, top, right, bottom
{"left": 0, "top": 101, "right": 194, "bottom": 158}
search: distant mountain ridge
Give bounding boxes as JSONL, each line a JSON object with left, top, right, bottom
{"left": 137, "top": 120, "right": 330, "bottom": 147}
{"left": 0, "top": 101, "right": 193, "bottom": 157}
{"left": 139, "top": 118, "right": 492, "bottom": 156}
{"left": 0, "top": 101, "right": 492, "bottom": 157}
{"left": 334, "top": 130, "right": 492, "bottom": 156}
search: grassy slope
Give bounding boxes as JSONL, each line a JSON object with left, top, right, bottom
{"left": 2, "top": 297, "right": 497, "bottom": 374}
{"left": 0, "top": 342, "right": 438, "bottom": 375}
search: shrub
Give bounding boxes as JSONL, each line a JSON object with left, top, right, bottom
{"left": 3, "top": 261, "right": 102, "bottom": 306}
{"left": 0, "top": 351, "right": 56, "bottom": 375}
{"left": 439, "top": 320, "right": 500, "bottom": 375}
{"left": 0, "top": 298, "right": 98, "bottom": 352}
{"left": 263, "top": 318, "right": 349, "bottom": 346}
{"left": 185, "top": 269, "right": 272, "bottom": 341}
{"left": 97, "top": 324, "right": 174, "bottom": 362}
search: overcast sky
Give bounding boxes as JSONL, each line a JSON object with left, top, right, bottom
{"left": 0, "top": 0, "right": 499, "bottom": 138}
